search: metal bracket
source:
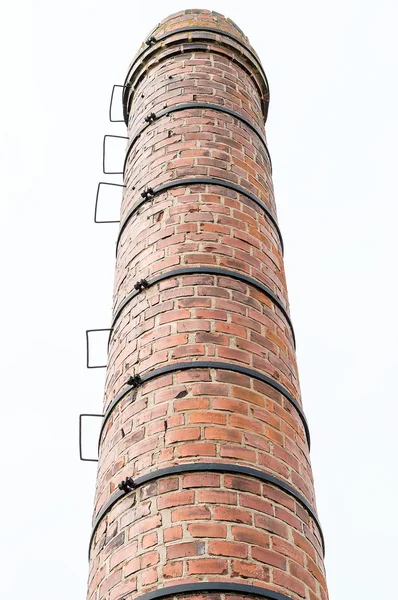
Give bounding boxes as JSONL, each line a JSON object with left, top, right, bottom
{"left": 102, "top": 134, "right": 128, "bottom": 175}
{"left": 140, "top": 187, "right": 154, "bottom": 200}
{"left": 126, "top": 374, "right": 142, "bottom": 387}
{"left": 144, "top": 112, "right": 157, "bottom": 124}
{"left": 85, "top": 329, "right": 111, "bottom": 369}
{"left": 118, "top": 477, "right": 136, "bottom": 492}
{"left": 94, "top": 182, "right": 125, "bottom": 223}
{"left": 79, "top": 413, "right": 103, "bottom": 462}
{"left": 109, "top": 85, "right": 128, "bottom": 123}
{"left": 133, "top": 279, "right": 149, "bottom": 291}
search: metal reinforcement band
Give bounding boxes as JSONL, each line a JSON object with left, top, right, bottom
{"left": 116, "top": 177, "right": 283, "bottom": 254}
{"left": 98, "top": 361, "right": 309, "bottom": 451}
{"left": 88, "top": 463, "right": 324, "bottom": 559}
{"left": 122, "top": 26, "right": 270, "bottom": 124}
{"left": 133, "top": 582, "right": 293, "bottom": 600}
{"left": 122, "top": 102, "right": 272, "bottom": 175}
{"left": 110, "top": 266, "right": 294, "bottom": 345}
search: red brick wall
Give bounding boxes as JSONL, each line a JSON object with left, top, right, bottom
{"left": 87, "top": 9, "right": 328, "bottom": 600}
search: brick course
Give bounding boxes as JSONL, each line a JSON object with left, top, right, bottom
{"left": 87, "top": 8, "right": 328, "bottom": 600}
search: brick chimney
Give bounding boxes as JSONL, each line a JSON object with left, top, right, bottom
{"left": 87, "top": 9, "right": 328, "bottom": 600}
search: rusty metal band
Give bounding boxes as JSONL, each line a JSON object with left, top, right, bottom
{"left": 122, "top": 26, "right": 269, "bottom": 124}
{"left": 123, "top": 102, "right": 272, "bottom": 176}
{"left": 88, "top": 463, "right": 324, "bottom": 559}
{"left": 98, "top": 361, "right": 309, "bottom": 453}
{"left": 116, "top": 178, "right": 283, "bottom": 254}
{"left": 110, "top": 267, "right": 293, "bottom": 344}
{"left": 132, "top": 582, "right": 293, "bottom": 600}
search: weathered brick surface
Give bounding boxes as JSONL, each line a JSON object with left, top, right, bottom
{"left": 87, "top": 8, "right": 328, "bottom": 600}
{"left": 88, "top": 474, "right": 327, "bottom": 600}
{"left": 105, "top": 277, "right": 298, "bottom": 412}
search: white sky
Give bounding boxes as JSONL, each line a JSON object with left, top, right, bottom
{"left": 1, "top": 1, "right": 397, "bottom": 598}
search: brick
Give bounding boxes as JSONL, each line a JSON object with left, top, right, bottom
{"left": 272, "top": 538, "right": 305, "bottom": 566}
{"left": 220, "top": 446, "right": 256, "bottom": 462}
{"left": 187, "top": 558, "right": 228, "bottom": 574}
{"left": 89, "top": 564, "right": 105, "bottom": 589}
{"left": 244, "top": 431, "right": 271, "bottom": 452}
{"left": 182, "top": 473, "right": 221, "bottom": 488}
{"left": 167, "top": 541, "right": 206, "bottom": 560}
{"left": 232, "top": 560, "right": 269, "bottom": 580}
{"left": 177, "top": 319, "right": 211, "bottom": 332}
{"left": 141, "top": 567, "right": 158, "bottom": 586}
{"left": 224, "top": 475, "right": 261, "bottom": 495}
{"left": 176, "top": 369, "right": 212, "bottom": 383}
{"left": 195, "top": 308, "right": 228, "bottom": 321}
{"left": 157, "top": 490, "right": 195, "bottom": 509}
{"left": 231, "top": 526, "right": 270, "bottom": 548}
{"left": 275, "top": 507, "right": 302, "bottom": 530}
{"left": 191, "top": 382, "right": 229, "bottom": 396}
{"left": 217, "top": 346, "right": 251, "bottom": 363}
{"left": 209, "top": 540, "right": 248, "bottom": 558}
{"left": 174, "top": 397, "right": 210, "bottom": 411}
{"left": 273, "top": 571, "right": 306, "bottom": 598}
{"left": 109, "top": 579, "right": 137, "bottom": 600}
{"left": 240, "top": 494, "right": 273, "bottom": 515}
{"left": 197, "top": 490, "right": 237, "bottom": 504}
{"left": 154, "top": 385, "right": 187, "bottom": 404}
{"left": 142, "top": 531, "right": 158, "bottom": 548}
{"left": 265, "top": 485, "right": 296, "bottom": 511}
{"left": 289, "top": 561, "right": 317, "bottom": 592}
{"left": 230, "top": 413, "right": 264, "bottom": 434}
{"left": 265, "top": 426, "right": 284, "bottom": 445}
{"left": 158, "top": 477, "right": 179, "bottom": 494}
{"left": 128, "top": 515, "right": 161, "bottom": 539}
{"left": 163, "top": 562, "right": 183, "bottom": 578}
{"left": 110, "top": 541, "right": 138, "bottom": 570}
{"left": 204, "top": 426, "right": 242, "bottom": 443}
{"left": 252, "top": 546, "right": 287, "bottom": 569}
{"left": 306, "top": 555, "right": 327, "bottom": 588}
{"left": 124, "top": 557, "right": 140, "bottom": 576}
{"left": 172, "top": 505, "right": 211, "bottom": 522}
{"left": 141, "top": 551, "right": 160, "bottom": 568}
{"left": 177, "top": 442, "right": 217, "bottom": 457}
{"left": 188, "top": 411, "right": 227, "bottom": 424}
{"left": 255, "top": 514, "right": 289, "bottom": 539}
{"left": 99, "top": 570, "right": 122, "bottom": 596}
{"left": 187, "top": 523, "right": 227, "bottom": 538}
{"left": 258, "top": 453, "right": 290, "bottom": 479}
{"left": 156, "top": 333, "right": 188, "bottom": 350}
{"left": 165, "top": 427, "right": 201, "bottom": 444}
{"left": 166, "top": 413, "right": 185, "bottom": 429}
{"left": 158, "top": 309, "right": 190, "bottom": 324}
{"left": 214, "top": 506, "right": 252, "bottom": 525}
{"left": 164, "top": 525, "right": 183, "bottom": 543}
{"left": 213, "top": 397, "right": 249, "bottom": 415}
{"left": 252, "top": 406, "right": 281, "bottom": 429}
{"left": 171, "top": 344, "right": 206, "bottom": 359}
{"left": 120, "top": 502, "right": 151, "bottom": 529}
{"left": 196, "top": 332, "right": 229, "bottom": 345}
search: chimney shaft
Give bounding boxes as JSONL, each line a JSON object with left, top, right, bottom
{"left": 88, "top": 9, "right": 329, "bottom": 600}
